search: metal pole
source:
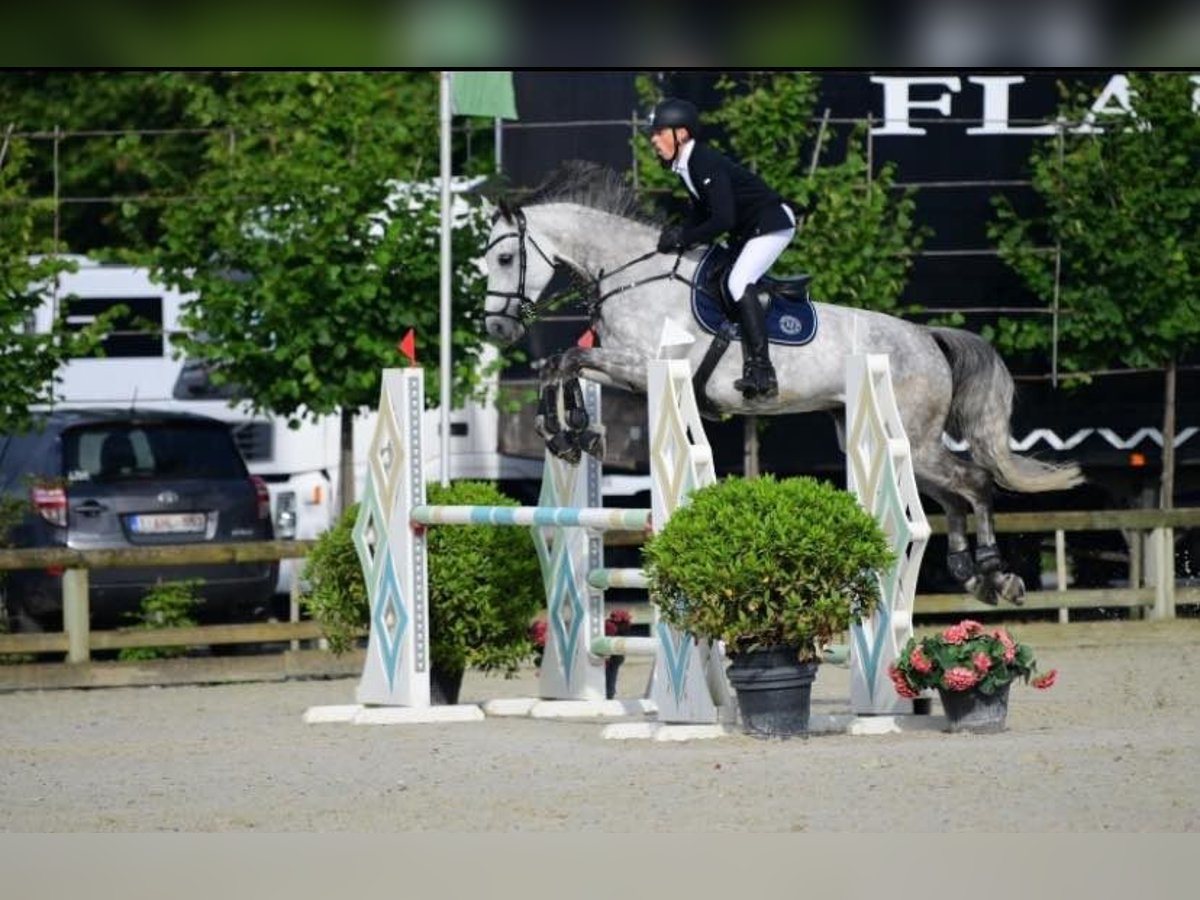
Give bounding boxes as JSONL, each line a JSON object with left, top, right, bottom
{"left": 439, "top": 72, "right": 453, "bottom": 487}
{"left": 494, "top": 116, "right": 503, "bottom": 172}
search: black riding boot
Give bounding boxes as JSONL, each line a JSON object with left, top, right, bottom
{"left": 732, "top": 287, "right": 777, "bottom": 399}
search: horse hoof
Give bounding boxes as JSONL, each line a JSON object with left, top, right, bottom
{"left": 578, "top": 428, "right": 605, "bottom": 460}
{"left": 998, "top": 572, "right": 1025, "bottom": 606}
{"left": 546, "top": 431, "right": 581, "bottom": 464}
{"left": 967, "top": 573, "right": 999, "bottom": 606}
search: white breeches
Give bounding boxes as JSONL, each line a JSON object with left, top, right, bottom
{"left": 726, "top": 205, "right": 796, "bottom": 301}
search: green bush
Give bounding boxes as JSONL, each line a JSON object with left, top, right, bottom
{"left": 301, "top": 480, "right": 543, "bottom": 676}
{"left": 299, "top": 503, "right": 367, "bottom": 655}
{"left": 117, "top": 578, "right": 203, "bottom": 661}
{"left": 642, "top": 475, "right": 894, "bottom": 660}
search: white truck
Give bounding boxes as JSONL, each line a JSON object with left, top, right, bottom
{"left": 30, "top": 257, "right": 544, "bottom": 597}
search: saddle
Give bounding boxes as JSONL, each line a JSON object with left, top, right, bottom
{"left": 691, "top": 245, "right": 818, "bottom": 346}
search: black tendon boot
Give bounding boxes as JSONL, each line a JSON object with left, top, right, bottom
{"left": 732, "top": 286, "right": 778, "bottom": 399}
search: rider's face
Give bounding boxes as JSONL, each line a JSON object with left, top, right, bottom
{"left": 650, "top": 126, "right": 689, "bottom": 161}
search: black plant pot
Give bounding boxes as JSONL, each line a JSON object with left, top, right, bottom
{"left": 937, "top": 681, "right": 1011, "bottom": 733}
{"left": 726, "top": 646, "right": 819, "bottom": 738}
{"left": 430, "top": 663, "right": 466, "bottom": 705}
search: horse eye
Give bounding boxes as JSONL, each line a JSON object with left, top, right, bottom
{"left": 498, "top": 253, "right": 514, "bottom": 266}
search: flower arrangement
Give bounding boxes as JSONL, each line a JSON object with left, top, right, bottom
{"left": 529, "top": 609, "right": 634, "bottom": 672}
{"left": 604, "top": 608, "right": 633, "bottom": 636}
{"left": 529, "top": 617, "right": 548, "bottom": 670}
{"left": 889, "top": 619, "right": 1057, "bottom": 698}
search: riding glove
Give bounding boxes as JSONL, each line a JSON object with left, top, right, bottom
{"left": 657, "top": 224, "right": 686, "bottom": 254}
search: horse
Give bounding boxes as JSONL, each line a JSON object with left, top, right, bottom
{"left": 480, "top": 165, "right": 1083, "bottom": 605}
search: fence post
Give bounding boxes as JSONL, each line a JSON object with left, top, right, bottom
{"left": 1151, "top": 526, "right": 1176, "bottom": 619}
{"left": 1055, "top": 529, "right": 1069, "bottom": 623}
{"left": 62, "top": 568, "right": 90, "bottom": 663}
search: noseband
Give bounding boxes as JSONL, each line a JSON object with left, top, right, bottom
{"left": 484, "top": 208, "right": 557, "bottom": 328}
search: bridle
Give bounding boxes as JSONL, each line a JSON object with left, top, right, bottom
{"left": 484, "top": 208, "right": 559, "bottom": 328}
{"left": 485, "top": 206, "right": 697, "bottom": 331}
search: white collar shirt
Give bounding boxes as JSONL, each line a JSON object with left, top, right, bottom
{"left": 671, "top": 139, "right": 699, "bottom": 198}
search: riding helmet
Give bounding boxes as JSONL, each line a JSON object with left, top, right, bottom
{"left": 646, "top": 98, "right": 701, "bottom": 135}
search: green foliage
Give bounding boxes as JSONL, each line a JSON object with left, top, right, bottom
{"left": 301, "top": 481, "right": 542, "bottom": 675}
{"left": 990, "top": 72, "right": 1200, "bottom": 376}
{"left": 642, "top": 475, "right": 894, "bottom": 659}
{"left": 633, "top": 72, "right": 926, "bottom": 313}
{"left": 423, "top": 481, "right": 543, "bottom": 675}
{"left": 0, "top": 71, "right": 207, "bottom": 252}
{"left": 299, "top": 502, "right": 369, "bottom": 655}
{"left": 0, "top": 495, "right": 26, "bottom": 548}
{"left": 0, "top": 134, "right": 122, "bottom": 434}
{"left": 117, "top": 578, "right": 203, "bottom": 661}
{"left": 123, "top": 72, "right": 499, "bottom": 425}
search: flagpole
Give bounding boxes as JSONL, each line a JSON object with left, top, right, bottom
{"left": 438, "top": 71, "right": 453, "bottom": 487}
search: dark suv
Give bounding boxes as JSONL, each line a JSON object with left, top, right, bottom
{"left": 0, "top": 409, "right": 277, "bottom": 632}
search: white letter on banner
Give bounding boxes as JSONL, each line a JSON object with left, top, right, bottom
{"left": 966, "top": 76, "right": 1057, "bottom": 136}
{"left": 871, "top": 76, "right": 961, "bottom": 136}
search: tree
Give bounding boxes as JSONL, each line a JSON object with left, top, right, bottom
{"left": 0, "top": 129, "right": 113, "bottom": 435}
{"left": 0, "top": 71, "right": 209, "bottom": 253}
{"left": 990, "top": 72, "right": 1200, "bottom": 508}
{"left": 131, "top": 72, "right": 497, "bottom": 511}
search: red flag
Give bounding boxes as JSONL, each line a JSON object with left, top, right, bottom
{"left": 398, "top": 329, "right": 417, "bottom": 364}
{"left": 576, "top": 328, "right": 595, "bottom": 348}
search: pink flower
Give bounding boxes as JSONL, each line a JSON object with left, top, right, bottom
{"left": 993, "top": 628, "right": 1017, "bottom": 662}
{"left": 909, "top": 646, "right": 934, "bottom": 673}
{"left": 605, "top": 609, "right": 633, "bottom": 636}
{"left": 942, "top": 623, "right": 969, "bottom": 644}
{"left": 972, "top": 652, "right": 992, "bottom": 673}
{"left": 961, "top": 619, "right": 985, "bottom": 635}
{"left": 1032, "top": 669, "right": 1058, "bottom": 690}
{"left": 888, "top": 664, "right": 919, "bottom": 699}
{"left": 529, "top": 619, "right": 547, "bottom": 648}
{"left": 942, "top": 667, "right": 980, "bottom": 691}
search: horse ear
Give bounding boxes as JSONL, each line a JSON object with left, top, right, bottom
{"left": 497, "top": 197, "right": 515, "bottom": 223}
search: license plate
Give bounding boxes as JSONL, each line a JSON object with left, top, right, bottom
{"left": 129, "top": 512, "right": 207, "bottom": 535}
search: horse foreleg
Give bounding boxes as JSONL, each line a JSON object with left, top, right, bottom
{"left": 534, "top": 370, "right": 583, "bottom": 465}
{"left": 559, "top": 376, "right": 605, "bottom": 460}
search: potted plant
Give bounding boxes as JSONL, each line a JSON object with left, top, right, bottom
{"left": 302, "top": 481, "right": 543, "bottom": 704}
{"left": 888, "top": 619, "right": 1057, "bottom": 733}
{"left": 642, "top": 474, "right": 894, "bottom": 737}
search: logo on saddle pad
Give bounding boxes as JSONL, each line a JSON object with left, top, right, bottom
{"left": 690, "top": 246, "right": 819, "bottom": 346}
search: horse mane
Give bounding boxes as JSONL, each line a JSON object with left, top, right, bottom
{"left": 503, "top": 160, "right": 662, "bottom": 227}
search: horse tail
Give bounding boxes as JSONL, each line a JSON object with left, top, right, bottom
{"left": 928, "top": 326, "right": 1084, "bottom": 493}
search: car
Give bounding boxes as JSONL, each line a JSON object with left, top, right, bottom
{"left": 0, "top": 408, "right": 278, "bottom": 633}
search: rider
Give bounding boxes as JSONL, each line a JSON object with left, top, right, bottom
{"left": 646, "top": 97, "right": 797, "bottom": 399}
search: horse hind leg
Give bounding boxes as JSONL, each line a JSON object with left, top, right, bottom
{"left": 914, "top": 444, "right": 1025, "bottom": 606}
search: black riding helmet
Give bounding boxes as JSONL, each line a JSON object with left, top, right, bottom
{"left": 646, "top": 98, "right": 700, "bottom": 168}
{"left": 645, "top": 98, "right": 701, "bottom": 136}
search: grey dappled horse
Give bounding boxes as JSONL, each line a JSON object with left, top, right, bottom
{"left": 481, "top": 167, "right": 1082, "bottom": 605}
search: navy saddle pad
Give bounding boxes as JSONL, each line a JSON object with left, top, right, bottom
{"left": 690, "top": 245, "right": 819, "bottom": 346}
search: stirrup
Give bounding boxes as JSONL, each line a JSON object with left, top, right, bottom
{"left": 735, "top": 364, "right": 777, "bottom": 399}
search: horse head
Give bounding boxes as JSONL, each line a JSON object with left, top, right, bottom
{"left": 482, "top": 201, "right": 559, "bottom": 344}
